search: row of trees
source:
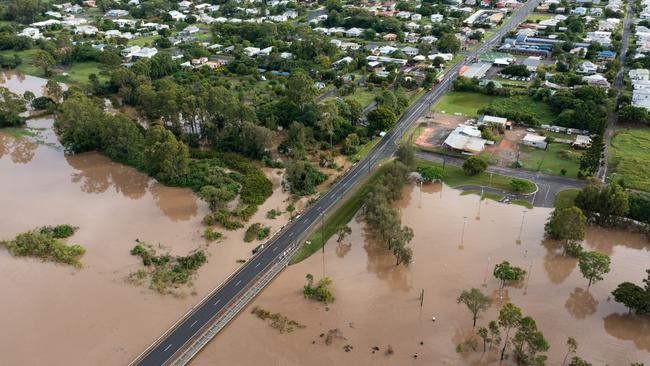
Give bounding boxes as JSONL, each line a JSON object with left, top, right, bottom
{"left": 362, "top": 145, "right": 416, "bottom": 266}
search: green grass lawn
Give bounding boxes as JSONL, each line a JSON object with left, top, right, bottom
{"left": 344, "top": 88, "right": 379, "bottom": 108}
{"left": 2, "top": 49, "right": 105, "bottom": 85}
{"left": 128, "top": 34, "right": 159, "bottom": 47}
{"left": 609, "top": 128, "right": 650, "bottom": 192}
{"left": 519, "top": 143, "right": 581, "bottom": 177}
{"left": 416, "top": 160, "right": 536, "bottom": 194}
{"left": 434, "top": 92, "right": 496, "bottom": 116}
{"left": 554, "top": 188, "right": 580, "bottom": 209}
{"left": 526, "top": 13, "right": 553, "bottom": 22}
{"left": 487, "top": 95, "right": 557, "bottom": 124}
{"left": 512, "top": 199, "right": 533, "bottom": 209}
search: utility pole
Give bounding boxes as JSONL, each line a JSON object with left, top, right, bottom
{"left": 516, "top": 210, "right": 527, "bottom": 244}
{"left": 420, "top": 289, "right": 425, "bottom": 307}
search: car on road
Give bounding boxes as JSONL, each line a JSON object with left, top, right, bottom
{"left": 252, "top": 244, "right": 265, "bottom": 254}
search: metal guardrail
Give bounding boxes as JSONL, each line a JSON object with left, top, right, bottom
{"left": 169, "top": 243, "right": 301, "bottom": 366}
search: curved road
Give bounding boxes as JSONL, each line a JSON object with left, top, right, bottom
{"left": 132, "top": 1, "right": 540, "bottom": 365}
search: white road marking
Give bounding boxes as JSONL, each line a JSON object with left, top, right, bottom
{"left": 235, "top": 280, "right": 241, "bottom": 286}
{"left": 273, "top": 246, "right": 278, "bottom": 252}
{"left": 288, "top": 232, "right": 294, "bottom": 237}
{"left": 163, "top": 344, "right": 173, "bottom": 352}
{"left": 190, "top": 320, "right": 198, "bottom": 328}
{"left": 255, "top": 262, "right": 260, "bottom": 268}
{"left": 213, "top": 299, "right": 221, "bottom": 306}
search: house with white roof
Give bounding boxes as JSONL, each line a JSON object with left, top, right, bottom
{"left": 346, "top": 28, "right": 363, "bottom": 37}
{"left": 169, "top": 10, "right": 187, "bottom": 21}
{"left": 18, "top": 27, "right": 41, "bottom": 39}
{"left": 443, "top": 124, "right": 487, "bottom": 154}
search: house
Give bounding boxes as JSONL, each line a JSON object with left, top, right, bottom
{"left": 244, "top": 47, "right": 261, "bottom": 56}
{"left": 633, "top": 88, "right": 650, "bottom": 110}
{"left": 169, "top": 10, "right": 187, "bottom": 21}
{"left": 132, "top": 47, "right": 157, "bottom": 59}
{"left": 383, "top": 33, "right": 398, "bottom": 41}
{"left": 430, "top": 14, "right": 444, "bottom": 23}
{"left": 572, "top": 135, "right": 592, "bottom": 148}
{"left": 346, "top": 28, "right": 363, "bottom": 37}
{"left": 75, "top": 25, "right": 98, "bottom": 35}
{"left": 178, "top": 0, "right": 192, "bottom": 8}
{"left": 521, "top": 133, "right": 547, "bottom": 149}
{"left": 411, "top": 13, "right": 422, "bottom": 21}
{"left": 629, "top": 69, "right": 650, "bottom": 81}
{"left": 461, "top": 62, "right": 492, "bottom": 78}
{"left": 18, "top": 27, "right": 41, "bottom": 39}
{"left": 582, "top": 74, "right": 611, "bottom": 88}
{"left": 571, "top": 7, "right": 587, "bottom": 16}
{"left": 402, "top": 46, "right": 419, "bottom": 56}
{"left": 443, "top": 124, "right": 487, "bottom": 154}
{"left": 181, "top": 25, "right": 200, "bottom": 36}
{"left": 478, "top": 115, "right": 510, "bottom": 129}
{"left": 577, "top": 61, "right": 598, "bottom": 74}
{"left": 597, "top": 50, "right": 617, "bottom": 60}
{"left": 105, "top": 9, "right": 129, "bottom": 17}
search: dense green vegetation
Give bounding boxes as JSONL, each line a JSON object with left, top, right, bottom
{"left": 251, "top": 306, "right": 306, "bottom": 333}
{"left": 1, "top": 225, "right": 85, "bottom": 267}
{"left": 130, "top": 242, "right": 207, "bottom": 294}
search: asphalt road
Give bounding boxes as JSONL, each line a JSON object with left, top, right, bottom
{"left": 416, "top": 151, "right": 584, "bottom": 207}
{"left": 132, "top": 2, "right": 541, "bottom": 365}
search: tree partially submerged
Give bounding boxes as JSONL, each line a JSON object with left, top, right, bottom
{"left": 457, "top": 288, "right": 492, "bottom": 328}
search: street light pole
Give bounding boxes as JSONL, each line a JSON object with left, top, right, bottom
{"left": 460, "top": 216, "right": 468, "bottom": 249}
{"left": 516, "top": 210, "right": 527, "bottom": 244}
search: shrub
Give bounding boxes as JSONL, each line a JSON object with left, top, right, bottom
{"left": 509, "top": 179, "right": 533, "bottom": 193}
{"left": 417, "top": 165, "right": 443, "bottom": 182}
{"left": 39, "top": 224, "right": 77, "bottom": 238}
{"left": 203, "top": 228, "right": 223, "bottom": 241}
{"left": 245, "top": 223, "right": 262, "bottom": 242}
{"left": 1, "top": 229, "right": 85, "bottom": 267}
{"left": 463, "top": 156, "right": 488, "bottom": 176}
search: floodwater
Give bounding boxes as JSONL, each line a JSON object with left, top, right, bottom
{"left": 0, "top": 76, "right": 294, "bottom": 364}
{"left": 194, "top": 183, "right": 650, "bottom": 366}
{"left": 0, "top": 70, "right": 67, "bottom": 97}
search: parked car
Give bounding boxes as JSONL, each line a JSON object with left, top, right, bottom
{"left": 252, "top": 244, "right": 265, "bottom": 254}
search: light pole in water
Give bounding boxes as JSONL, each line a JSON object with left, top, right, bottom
{"left": 459, "top": 216, "right": 468, "bottom": 250}
{"left": 516, "top": 210, "right": 527, "bottom": 244}
{"left": 321, "top": 213, "right": 326, "bottom": 277}
{"left": 482, "top": 255, "right": 491, "bottom": 287}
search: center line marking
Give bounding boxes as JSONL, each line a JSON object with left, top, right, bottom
{"left": 190, "top": 320, "right": 198, "bottom": 328}
{"left": 214, "top": 299, "right": 221, "bottom": 306}
{"left": 235, "top": 280, "right": 241, "bottom": 286}
{"left": 255, "top": 263, "right": 260, "bottom": 268}
{"left": 273, "top": 246, "right": 278, "bottom": 251}
{"left": 163, "top": 344, "right": 173, "bottom": 352}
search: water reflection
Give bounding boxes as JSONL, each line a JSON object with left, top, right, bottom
{"left": 336, "top": 242, "right": 352, "bottom": 258}
{"left": 0, "top": 133, "right": 37, "bottom": 164}
{"left": 603, "top": 313, "right": 650, "bottom": 352}
{"left": 541, "top": 239, "right": 577, "bottom": 284}
{"left": 150, "top": 183, "right": 198, "bottom": 222}
{"left": 67, "top": 152, "right": 148, "bottom": 199}
{"left": 363, "top": 228, "right": 412, "bottom": 292}
{"left": 565, "top": 287, "right": 598, "bottom": 319}
{"left": 421, "top": 181, "right": 443, "bottom": 194}
{"left": 585, "top": 227, "right": 650, "bottom": 255}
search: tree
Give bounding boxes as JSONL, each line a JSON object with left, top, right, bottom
{"left": 336, "top": 225, "right": 352, "bottom": 243}
{"left": 396, "top": 143, "right": 416, "bottom": 169}
{"left": 489, "top": 320, "right": 502, "bottom": 351}
{"left": 149, "top": 52, "right": 177, "bottom": 79}
{"left": 618, "top": 104, "right": 650, "bottom": 124}
{"left": 31, "top": 50, "right": 55, "bottom": 77}
{"left": 437, "top": 33, "right": 461, "bottom": 53}
{"left": 612, "top": 269, "right": 650, "bottom": 314}
{"left": 367, "top": 106, "right": 397, "bottom": 133}
{"left": 494, "top": 261, "right": 526, "bottom": 289}
{"left": 498, "top": 303, "right": 523, "bottom": 362}
{"left": 45, "top": 80, "right": 63, "bottom": 103}
{"left": 574, "top": 182, "right": 629, "bottom": 226}
{"left": 417, "top": 165, "right": 443, "bottom": 182}
{"left": 578, "top": 251, "right": 611, "bottom": 288}
{"left": 143, "top": 125, "right": 190, "bottom": 184}
{"left": 457, "top": 288, "right": 492, "bottom": 328}
{"left": 563, "top": 337, "right": 578, "bottom": 366}
{"left": 545, "top": 207, "right": 586, "bottom": 248}
{"left": 0, "top": 87, "right": 26, "bottom": 127}
{"left": 285, "top": 69, "right": 316, "bottom": 107}
{"left": 463, "top": 156, "right": 488, "bottom": 176}
{"left": 285, "top": 160, "right": 328, "bottom": 195}
{"left": 199, "top": 185, "right": 237, "bottom": 211}
{"left": 477, "top": 326, "right": 489, "bottom": 352}
{"left": 579, "top": 135, "right": 604, "bottom": 176}
{"left": 568, "top": 357, "right": 592, "bottom": 366}
{"left": 512, "top": 316, "right": 549, "bottom": 365}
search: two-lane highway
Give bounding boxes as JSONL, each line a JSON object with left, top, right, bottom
{"left": 132, "top": 1, "right": 540, "bottom": 364}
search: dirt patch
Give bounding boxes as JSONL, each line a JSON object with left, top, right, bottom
{"left": 413, "top": 113, "right": 469, "bottom": 149}
{"left": 484, "top": 128, "right": 526, "bottom": 167}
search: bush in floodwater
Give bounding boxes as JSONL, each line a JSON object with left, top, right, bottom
{"left": 203, "top": 228, "right": 223, "bottom": 242}
{"left": 1, "top": 229, "right": 85, "bottom": 267}
{"left": 303, "top": 273, "right": 335, "bottom": 303}
{"left": 39, "top": 224, "right": 77, "bottom": 238}
{"left": 130, "top": 242, "right": 207, "bottom": 294}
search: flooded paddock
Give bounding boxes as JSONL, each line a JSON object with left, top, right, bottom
{"left": 193, "top": 183, "right": 650, "bottom": 366}
{"left": 0, "top": 120, "right": 292, "bottom": 364}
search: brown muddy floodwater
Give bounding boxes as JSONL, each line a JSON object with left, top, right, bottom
{"left": 194, "top": 183, "right": 650, "bottom": 366}
{"left": 0, "top": 70, "right": 67, "bottom": 98}
{"left": 0, "top": 118, "right": 292, "bottom": 362}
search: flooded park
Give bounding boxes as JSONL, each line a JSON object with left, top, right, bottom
{"left": 1, "top": 71, "right": 649, "bottom": 365}
{"left": 194, "top": 183, "right": 650, "bottom": 366}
